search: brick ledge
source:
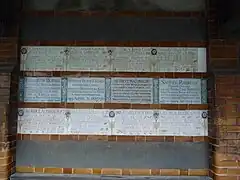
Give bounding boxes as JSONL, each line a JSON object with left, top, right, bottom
{"left": 16, "top": 167, "right": 208, "bottom": 176}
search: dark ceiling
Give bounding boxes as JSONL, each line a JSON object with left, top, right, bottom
{"left": 0, "top": 0, "right": 240, "bottom": 39}
{"left": 22, "top": 0, "right": 205, "bottom": 11}
{"left": 215, "top": 0, "right": 240, "bottom": 39}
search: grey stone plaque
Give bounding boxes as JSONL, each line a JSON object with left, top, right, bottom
{"left": 159, "top": 79, "right": 202, "bottom": 104}
{"left": 21, "top": 46, "right": 207, "bottom": 72}
{"left": 21, "top": 77, "right": 62, "bottom": 102}
{"left": 110, "top": 78, "right": 153, "bottom": 104}
{"left": 67, "top": 78, "right": 105, "bottom": 103}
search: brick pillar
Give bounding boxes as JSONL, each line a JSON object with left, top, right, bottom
{"left": 0, "top": 39, "right": 18, "bottom": 180}
{"left": 0, "top": 73, "right": 15, "bottom": 180}
{"left": 209, "top": 41, "right": 240, "bottom": 180}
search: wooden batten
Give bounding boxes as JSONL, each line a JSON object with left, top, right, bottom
{"left": 22, "top": 10, "right": 204, "bottom": 18}
{"left": 21, "top": 41, "right": 207, "bottom": 47}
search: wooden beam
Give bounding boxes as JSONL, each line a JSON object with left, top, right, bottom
{"left": 22, "top": 10, "right": 204, "bottom": 18}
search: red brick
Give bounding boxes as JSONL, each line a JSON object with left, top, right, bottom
{"left": 210, "top": 46, "right": 238, "bottom": 59}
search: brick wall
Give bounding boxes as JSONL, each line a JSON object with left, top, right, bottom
{"left": 0, "top": 39, "right": 17, "bottom": 63}
{"left": 0, "top": 39, "right": 18, "bottom": 179}
{"left": 14, "top": 9, "right": 210, "bottom": 179}
{"left": 16, "top": 44, "right": 209, "bottom": 177}
{"left": 209, "top": 41, "right": 239, "bottom": 71}
{"left": 209, "top": 41, "right": 240, "bottom": 180}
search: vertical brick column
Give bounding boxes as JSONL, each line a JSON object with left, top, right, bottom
{"left": 209, "top": 41, "right": 240, "bottom": 180}
{"left": 0, "top": 39, "right": 18, "bottom": 180}
{"left": 0, "top": 73, "right": 15, "bottom": 180}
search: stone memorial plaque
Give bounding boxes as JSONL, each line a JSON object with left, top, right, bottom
{"left": 69, "top": 109, "right": 110, "bottom": 135}
{"left": 67, "top": 78, "right": 105, "bottom": 103}
{"left": 112, "top": 47, "right": 206, "bottom": 72}
{"left": 113, "top": 110, "right": 156, "bottom": 136}
{"left": 67, "top": 47, "right": 206, "bottom": 72}
{"left": 20, "top": 77, "right": 62, "bottom": 102}
{"left": 113, "top": 110, "right": 208, "bottom": 136}
{"left": 22, "top": 46, "right": 206, "bottom": 72}
{"left": 159, "top": 79, "right": 202, "bottom": 104}
{"left": 156, "top": 110, "right": 208, "bottom": 136}
{"left": 18, "top": 108, "right": 208, "bottom": 136}
{"left": 149, "top": 48, "right": 203, "bottom": 72}
{"left": 20, "top": 46, "right": 65, "bottom": 71}
{"left": 17, "top": 108, "right": 66, "bottom": 134}
{"left": 111, "top": 47, "right": 150, "bottom": 72}
{"left": 66, "top": 47, "right": 111, "bottom": 71}
{"left": 110, "top": 78, "right": 153, "bottom": 104}
{"left": 17, "top": 108, "right": 110, "bottom": 135}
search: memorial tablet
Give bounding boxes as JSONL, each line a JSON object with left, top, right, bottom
{"left": 66, "top": 47, "right": 111, "bottom": 71}
{"left": 113, "top": 110, "right": 208, "bottom": 136}
{"left": 18, "top": 108, "right": 208, "bottom": 136}
{"left": 113, "top": 110, "right": 155, "bottom": 136}
{"left": 17, "top": 108, "right": 111, "bottom": 135}
{"left": 70, "top": 109, "right": 110, "bottom": 135}
{"left": 20, "top": 46, "right": 65, "bottom": 71}
{"left": 17, "top": 108, "right": 66, "bottom": 134}
{"left": 156, "top": 110, "right": 208, "bottom": 136}
{"left": 150, "top": 48, "right": 200, "bottom": 72}
{"left": 159, "top": 79, "right": 202, "bottom": 104}
{"left": 20, "top": 77, "right": 62, "bottom": 102}
{"left": 112, "top": 47, "right": 150, "bottom": 72}
{"left": 110, "top": 78, "right": 153, "bottom": 104}
{"left": 67, "top": 78, "right": 105, "bottom": 103}
{"left": 21, "top": 46, "right": 206, "bottom": 72}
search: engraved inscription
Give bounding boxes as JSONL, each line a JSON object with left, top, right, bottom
{"left": 112, "top": 47, "right": 149, "bottom": 72}
{"left": 70, "top": 109, "right": 110, "bottom": 135}
{"left": 21, "top": 46, "right": 206, "bottom": 72}
{"left": 113, "top": 110, "right": 208, "bottom": 136}
{"left": 159, "top": 79, "right": 202, "bottom": 104}
{"left": 18, "top": 108, "right": 208, "bottom": 136}
{"left": 156, "top": 110, "right": 208, "bottom": 136}
{"left": 21, "top": 77, "right": 62, "bottom": 102}
{"left": 150, "top": 48, "right": 199, "bottom": 72}
{"left": 18, "top": 108, "right": 66, "bottom": 134}
{"left": 20, "top": 46, "right": 65, "bottom": 71}
{"left": 19, "top": 77, "right": 206, "bottom": 104}
{"left": 67, "top": 78, "right": 105, "bottom": 103}
{"left": 17, "top": 108, "right": 110, "bottom": 135}
{"left": 110, "top": 78, "right": 153, "bottom": 104}
{"left": 66, "top": 47, "right": 111, "bottom": 71}
{"left": 113, "top": 110, "right": 155, "bottom": 135}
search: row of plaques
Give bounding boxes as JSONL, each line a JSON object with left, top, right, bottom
{"left": 20, "top": 46, "right": 207, "bottom": 72}
{"left": 19, "top": 77, "right": 207, "bottom": 104}
{"left": 18, "top": 108, "right": 208, "bottom": 136}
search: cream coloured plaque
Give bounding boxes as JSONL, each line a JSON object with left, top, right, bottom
{"left": 21, "top": 46, "right": 207, "bottom": 72}
{"left": 113, "top": 110, "right": 208, "bottom": 136}
{"left": 20, "top": 46, "right": 65, "bottom": 71}
{"left": 69, "top": 109, "right": 110, "bottom": 135}
{"left": 18, "top": 108, "right": 208, "bottom": 136}
{"left": 17, "top": 108, "right": 111, "bottom": 135}
{"left": 17, "top": 108, "right": 67, "bottom": 134}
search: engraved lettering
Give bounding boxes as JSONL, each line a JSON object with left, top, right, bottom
{"left": 67, "top": 78, "right": 105, "bottom": 103}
